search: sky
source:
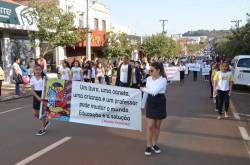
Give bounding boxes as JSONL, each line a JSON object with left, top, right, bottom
{"left": 99, "top": 0, "right": 250, "bottom": 36}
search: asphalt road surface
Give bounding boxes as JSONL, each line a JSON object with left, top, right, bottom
{"left": 0, "top": 74, "right": 249, "bottom": 165}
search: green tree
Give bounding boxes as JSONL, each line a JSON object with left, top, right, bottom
{"left": 140, "top": 33, "right": 181, "bottom": 58}
{"left": 28, "top": 0, "right": 85, "bottom": 57}
{"left": 214, "top": 22, "right": 250, "bottom": 59}
{"left": 104, "top": 32, "right": 134, "bottom": 58}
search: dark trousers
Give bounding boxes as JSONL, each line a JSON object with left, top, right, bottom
{"left": 15, "top": 83, "right": 20, "bottom": 95}
{"left": 105, "top": 76, "right": 112, "bottom": 85}
{"left": 193, "top": 71, "right": 197, "bottom": 81}
{"left": 209, "top": 78, "right": 213, "bottom": 97}
{"left": 217, "top": 90, "right": 230, "bottom": 115}
{"left": 91, "top": 78, "right": 95, "bottom": 83}
{"left": 0, "top": 80, "right": 2, "bottom": 96}
{"left": 131, "top": 83, "right": 140, "bottom": 89}
{"left": 119, "top": 82, "right": 128, "bottom": 87}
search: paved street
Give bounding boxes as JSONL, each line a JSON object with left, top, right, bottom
{"left": 0, "top": 74, "right": 249, "bottom": 165}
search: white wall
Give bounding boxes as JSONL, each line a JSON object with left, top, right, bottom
{"left": 58, "top": 0, "right": 111, "bottom": 31}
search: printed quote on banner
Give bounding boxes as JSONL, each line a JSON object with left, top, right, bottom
{"left": 41, "top": 79, "right": 142, "bottom": 131}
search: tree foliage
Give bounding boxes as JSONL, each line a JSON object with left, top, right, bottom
{"left": 140, "top": 33, "right": 181, "bottom": 58}
{"left": 104, "top": 32, "right": 134, "bottom": 58}
{"left": 28, "top": 0, "right": 85, "bottom": 57}
{"left": 214, "top": 22, "right": 250, "bottom": 59}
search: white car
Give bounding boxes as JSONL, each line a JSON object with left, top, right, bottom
{"left": 231, "top": 55, "right": 250, "bottom": 86}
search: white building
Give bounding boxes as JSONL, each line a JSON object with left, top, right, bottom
{"left": 57, "top": 0, "right": 111, "bottom": 62}
{"left": 111, "top": 24, "right": 134, "bottom": 35}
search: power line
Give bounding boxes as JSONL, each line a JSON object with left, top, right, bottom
{"left": 231, "top": 20, "right": 242, "bottom": 29}
{"left": 160, "top": 19, "right": 168, "bottom": 34}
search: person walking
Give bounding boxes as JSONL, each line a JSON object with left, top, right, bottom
{"left": 96, "top": 62, "right": 105, "bottom": 84}
{"left": 140, "top": 62, "right": 167, "bottom": 156}
{"left": 30, "top": 64, "right": 50, "bottom": 135}
{"left": 105, "top": 62, "right": 113, "bottom": 85}
{"left": 179, "top": 62, "right": 186, "bottom": 85}
{"left": 130, "top": 60, "right": 142, "bottom": 88}
{"left": 213, "top": 61, "right": 234, "bottom": 120}
{"left": 115, "top": 55, "right": 132, "bottom": 87}
{"left": 12, "top": 57, "right": 22, "bottom": 95}
{"left": 59, "top": 60, "right": 71, "bottom": 81}
{"left": 71, "top": 61, "right": 82, "bottom": 81}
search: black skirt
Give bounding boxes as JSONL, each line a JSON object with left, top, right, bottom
{"left": 180, "top": 71, "right": 185, "bottom": 80}
{"left": 33, "top": 91, "right": 42, "bottom": 110}
{"left": 146, "top": 94, "right": 166, "bottom": 119}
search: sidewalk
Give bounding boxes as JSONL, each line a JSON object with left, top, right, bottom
{"left": 0, "top": 84, "right": 31, "bottom": 102}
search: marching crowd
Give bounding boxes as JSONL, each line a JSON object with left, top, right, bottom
{"left": 2, "top": 52, "right": 235, "bottom": 156}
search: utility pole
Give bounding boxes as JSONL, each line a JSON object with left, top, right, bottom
{"left": 86, "top": 0, "right": 91, "bottom": 61}
{"left": 231, "top": 20, "right": 242, "bottom": 30}
{"left": 160, "top": 19, "right": 168, "bottom": 34}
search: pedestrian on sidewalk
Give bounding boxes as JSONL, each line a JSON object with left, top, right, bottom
{"left": 12, "top": 57, "right": 22, "bottom": 95}
{"left": 0, "top": 65, "right": 5, "bottom": 96}
{"left": 30, "top": 64, "right": 50, "bottom": 136}
{"left": 141, "top": 62, "right": 167, "bottom": 156}
{"left": 213, "top": 61, "right": 234, "bottom": 120}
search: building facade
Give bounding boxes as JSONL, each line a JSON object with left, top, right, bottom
{"left": 0, "top": 0, "right": 38, "bottom": 82}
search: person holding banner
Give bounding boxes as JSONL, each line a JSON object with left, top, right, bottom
{"left": 30, "top": 64, "right": 50, "bottom": 136}
{"left": 178, "top": 62, "right": 186, "bottom": 85}
{"left": 141, "top": 62, "right": 167, "bottom": 156}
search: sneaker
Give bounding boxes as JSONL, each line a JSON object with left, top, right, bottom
{"left": 152, "top": 145, "right": 161, "bottom": 154}
{"left": 214, "top": 109, "right": 219, "bottom": 112}
{"left": 35, "top": 130, "right": 46, "bottom": 136}
{"left": 44, "top": 121, "right": 51, "bottom": 130}
{"left": 224, "top": 112, "right": 229, "bottom": 118}
{"left": 217, "top": 116, "right": 222, "bottom": 120}
{"left": 144, "top": 147, "right": 152, "bottom": 156}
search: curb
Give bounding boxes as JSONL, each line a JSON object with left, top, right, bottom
{"left": 0, "top": 94, "right": 32, "bottom": 102}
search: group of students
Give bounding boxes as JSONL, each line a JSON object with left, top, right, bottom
{"left": 210, "top": 57, "right": 234, "bottom": 120}
{"left": 27, "top": 55, "right": 168, "bottom": 157}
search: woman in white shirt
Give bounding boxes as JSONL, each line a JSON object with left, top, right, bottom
{"left": 71, "top": 61, "right": 82, "bottom": 81}
{"left": 30, "top": 64, "right": 50, "bottom": 136}
{"left": 140, "top": 62, "right": 167, "bottom": 156}
{"left": 59, "top": 60, "right": 71, "bottom": 81}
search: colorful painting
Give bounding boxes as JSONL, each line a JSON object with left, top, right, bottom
{"left": 42, "top": 79, "right": 72, "bottom": 121}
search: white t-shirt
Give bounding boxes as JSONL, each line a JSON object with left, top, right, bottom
{"left": 12, "top": 62, "right": 22, "bottom": 76}
{"left": 179, "top": 65, "right": 186, "bottom": 71}
{"left": 214, "top": 71, "right": 234, "bottom": 91}
{"left": 96, "top": 67, "right": 105, "bottom": 77}
{"left": 71, "top": 67, "right": 82, "bottom": 81}
{"left": 30, "top": 76, "right": 44, "bottom": 91}
{"left": 120, "top": 64, "right": 129, "bottom": 83}
{"left": 60, "top": 67, "right": 70, "bottom": 80}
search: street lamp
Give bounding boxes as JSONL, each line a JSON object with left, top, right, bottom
{"left": 86, "top": 0, "right": 91, "bottom": 61}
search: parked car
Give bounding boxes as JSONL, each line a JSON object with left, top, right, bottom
{"left": 231, "top": 55, "right": 250, "bottom": 87}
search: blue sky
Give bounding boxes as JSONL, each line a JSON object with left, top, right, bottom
{"left": 99, "top": 0, "right": 250, "bottom": 36}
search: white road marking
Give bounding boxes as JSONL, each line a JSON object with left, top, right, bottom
{"left": 15, "top": 137, "right": 72, "bottom": 165}
{"left": 232, "top": 92, "right": 250, "bottom": 96}
{"left": 233, "top": 112, "right": 240, "bottom": 120}
{"left": 238, "top": 127, "right": 250, "bottom": 141}
{"left": 0, "top": 107, "right": 25, "bottom": 115}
